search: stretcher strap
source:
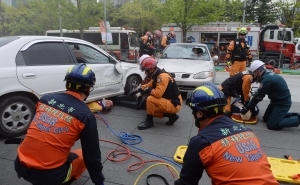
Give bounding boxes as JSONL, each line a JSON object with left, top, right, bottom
{"left": 146, "top": 174, "right": 169, "bottom": 185}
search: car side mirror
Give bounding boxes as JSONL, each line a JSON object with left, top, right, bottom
{"left": 114, "top": 62, "right": 123, "bottom": 75}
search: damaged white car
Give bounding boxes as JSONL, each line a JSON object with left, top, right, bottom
{"left": 0, "top": 36, "right": 144, "bottom": 137}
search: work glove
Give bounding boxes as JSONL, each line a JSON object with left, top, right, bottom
{"left": 227, "top": 60, "right": 232, "bottom": 66}
{"left": 240, "top": 105, "right": 250, "bottom": 115}
{"left": 128, "top": 88, "right": 143, "bottom": 96}
{"left": 143, "top": 87, "right": 152, "bottom": 95}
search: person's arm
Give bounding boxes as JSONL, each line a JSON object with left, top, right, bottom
{"left": 161, "top": 36, "right": 168, "bottom": 47}
{"left": 246, "top": 42, "right": 252, "bottom": 61}
{"left": 141, "top": 79, "right": 153, "bottom": 90}
{"left": 150, "top": 74, "right": 169, "bottom": 98}
{"left": 174, "top": 136, "right": 208, "bottom": 185}
{"left": 80, "top": 113, "right": 105, "bottom": 185}
{"left": 225, "top": 41, "right": 234, "bottom": 60}
{"left": 248, "top": 77, "right": 272, "bottom": 108}
{"left": 242, "top": 74, "right": 253, "bottom": 102}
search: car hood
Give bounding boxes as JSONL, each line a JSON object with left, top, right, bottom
{"left": 157, "top": 59, "right": 213, "bottom": 73}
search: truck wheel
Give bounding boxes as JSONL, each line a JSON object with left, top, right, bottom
{"left": 266, "top": 56, "right": 279, "bottom": 68}
{"left": 0, "top": 96, "right": 35, "bottom": 138}
{"left": 124, "top": 75, "right": 141, "bottom": 95}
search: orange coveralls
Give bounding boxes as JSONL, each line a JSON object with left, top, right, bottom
{"left": 161, "top": 35, "right": 169, "bottom": 49}
{"left": 141, "top": 72, "right": 182, "bottom": 118}
{"left": 226, "top": 39, "right": 252, "bottom": 76}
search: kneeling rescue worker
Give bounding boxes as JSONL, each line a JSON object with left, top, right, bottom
{"left": 174, "top": 83, "right": 279, "bottom": 185}
{"left": 134, "top": 56, "right": 182, "bottom": 130}
{"left": 241, "top": 60, "right": 300, "bottom": 130}
{"left": 219, "top": 70, "right": 253, "bottom": 117}
{"left": 14, "top": 63, "right": 105, "bottom": 185}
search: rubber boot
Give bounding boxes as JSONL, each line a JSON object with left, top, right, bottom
{"left": 164, "top": 113, "right": 179, "bottom": 125}
{"left": 138, "top": 114, "right": 154, "bottom": 130}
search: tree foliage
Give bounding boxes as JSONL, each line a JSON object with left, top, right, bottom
{"left": 275, "top": 0, "right": 300, "bottom": 33}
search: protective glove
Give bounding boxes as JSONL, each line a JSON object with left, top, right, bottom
{"left": 227, "top": 60, "right": 232, "bottom": 66}
{"left": 128, "top": 88, "right": 143, "bottom": 96}
{"left": 143, "top": 87, "right": 152, "bottom": 95}
{"left": 240, "top": 105, "right": 250, "bottom": 115}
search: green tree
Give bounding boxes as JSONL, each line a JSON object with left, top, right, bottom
{"left": 161, "top": 0, "right": 223, "bottom": 42}
{"left": 120, "top": 0, "right": 162, "bottom": 36}
{"left": 276, "top": 0, "right": 300, "bottom": 33}
{"left": 223, "top": 0, "right": 243, "bottom": 22}
{"left": 245, "top": 0, "right": 278, "bottom": 24}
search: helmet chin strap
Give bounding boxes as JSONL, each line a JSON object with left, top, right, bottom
{"left": 193, "top": 109, "right": 206, "bottom": 128}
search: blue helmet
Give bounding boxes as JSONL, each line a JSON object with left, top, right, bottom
{"left": 64, "top": 64, "right": 96, "bottom": 87}
{"left": 186, "top": 83, "right": 226, "bottom": 114}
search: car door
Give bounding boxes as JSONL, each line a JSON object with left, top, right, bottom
{"left": 64, "top": 41, "right": 124, "bottom": 100}
{"left": 16, "top": 39, "right": 76, "bottom": 97}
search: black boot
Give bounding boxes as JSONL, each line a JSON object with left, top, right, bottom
{"left": 138, "top": 114, "right": 154, "bottom": 130}
{"left": 164, "top": 113, "right": 179, "bottom": 125}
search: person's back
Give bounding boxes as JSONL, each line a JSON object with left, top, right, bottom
{"left": 260, "top": 70, "right": 291, "bottom": 104}
{"left": 15, "top": 63, "right": 104, "bottom": 185}
{"left": 175, "top": 83, "right": 278, "bottom": 185}
{"left": 196, "top": 116, "right": 278, "bottom": 185}
{"left": 18, "top": 92, "right": 94, "bottom": 169}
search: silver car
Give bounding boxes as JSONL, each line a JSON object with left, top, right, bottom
{"left": 158, "top": 43, "right": 216, "bottom": 92}
{"left": 0, "top": 36, "right": 144, "bottom": 137}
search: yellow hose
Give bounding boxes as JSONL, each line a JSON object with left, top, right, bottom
{"left": 133, "top": 163, "right": 180, "bottom": 185}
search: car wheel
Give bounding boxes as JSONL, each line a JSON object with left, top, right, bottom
{"left": 124, "top": 75, "right": 141, "bottom": 95}
{"left": 0, "top": 96, "right": 35, "bottom": 138}
{"left": 266, "top": 56, "right": 279, "bottom": 68}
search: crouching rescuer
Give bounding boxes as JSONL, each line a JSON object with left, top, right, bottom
{"left": 174, "top": 83, "right": 279, "bottom": 185}
{"left": 132, "top": 56, "right": 182, "bottom": 130}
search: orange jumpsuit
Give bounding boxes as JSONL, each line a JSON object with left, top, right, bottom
{"left": 226, "top": 39, "right": 252, "bottom": 76}
{"left": 219, "top": 72, "right": 253, "bottom": 112}
{"left": 161, "top": 35, "right": 170, "bottom": 49}
{"left": 141, "top": 69, "right": 182, "bottom": 118}
{"left": 175, "top": 116, "right": 279, "bottom": 185}
{"left": 15, "top": 91, "right": 104, "bottom": 185}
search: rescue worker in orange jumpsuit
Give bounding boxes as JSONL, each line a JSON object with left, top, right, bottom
{"left": 219, "top": 70, "right": 253, "bottom": 117}
{"left": 133, "top": 57, "right": 182, "bottom": 130}
{"left": 139, "top": 31, "right": 154, "bottom": 56}
{"left": 161, "top": 31, "right": 176, "bottom": 50}
{"left": 174, "top": 83, "right": 279, "bottom": 185}
{"left": 14, "top": 64, "right": 105, "bottom": 185}
{"left": 226, "top": 27, "right": 252, "bottom": 76}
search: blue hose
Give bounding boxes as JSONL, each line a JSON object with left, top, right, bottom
{"left": 96, "top": 112, "right": 182, "bottom": 169}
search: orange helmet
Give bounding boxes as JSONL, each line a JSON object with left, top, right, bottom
{"left": 140, "top": 57, "right": 157, "bottom": 71}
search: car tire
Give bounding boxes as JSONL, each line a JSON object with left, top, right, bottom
{"left": 0, "top": 96, "right": 35, "bottom": 138}
{"left": 266, "top": 56, "right": 279, "bottom": 68}
{"left": 124, "top": 75, "right": 141, "bottom": 95}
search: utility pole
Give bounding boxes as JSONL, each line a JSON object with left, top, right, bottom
{"left": 104, "top": 0, "right": 107, "bottom": 51}
{"left": 59, "top": 0, "right": 63, "bottom": 36}
{"left": 242, "top": 0, "right": 246, "bottom": 24}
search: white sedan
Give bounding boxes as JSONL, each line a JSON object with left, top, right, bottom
{"left": 0, "top": 36, "right": 144, "bottom": 137}
{"left": 158, "top": 43, "right": 217, "bottom": 92}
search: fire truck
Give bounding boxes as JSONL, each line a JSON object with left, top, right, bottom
{"left": 259, "top": 24, "right": 295, "bottom": 68}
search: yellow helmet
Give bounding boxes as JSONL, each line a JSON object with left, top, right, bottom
{"left": 238, "top": 27, "right": 248, "bottom": 35}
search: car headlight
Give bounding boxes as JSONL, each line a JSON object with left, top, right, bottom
{"left": 193, "top": 71, "right": 213, "bottom": 79}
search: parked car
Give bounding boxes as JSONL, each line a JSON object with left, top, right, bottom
{"left": 158, "top": 43, "right": 217, "bottom": 92}
{"left": 0, "top": 36, "right": 144, "bottom": 137}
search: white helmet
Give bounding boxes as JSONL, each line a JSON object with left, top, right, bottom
{"left": 241, "top": 110, "right": 252, "bottom": 121}
{"left": 250, "top": 60, "right": 265, "bottom": 72}
{"left": 212, "top": 55, "right": 219, "bottom": 62}
{"left": 139, "top": 54, "right": 150, "bottom": 64}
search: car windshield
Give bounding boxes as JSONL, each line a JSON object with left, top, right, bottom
{"left": 161, "top": 44, "right": 210, "bottom": 60}
{"left": 0, "top": 36, "right": 20, "bottom": 48}
{"left": 128, "top": 32, "right": 139, "bottom": 47}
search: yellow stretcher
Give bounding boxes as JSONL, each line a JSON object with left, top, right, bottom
{"left": 174, "top": 146, "right": 300, "bottom": 184}
{"left": 231, "top": 115, "right": 258, "bottom": 125}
